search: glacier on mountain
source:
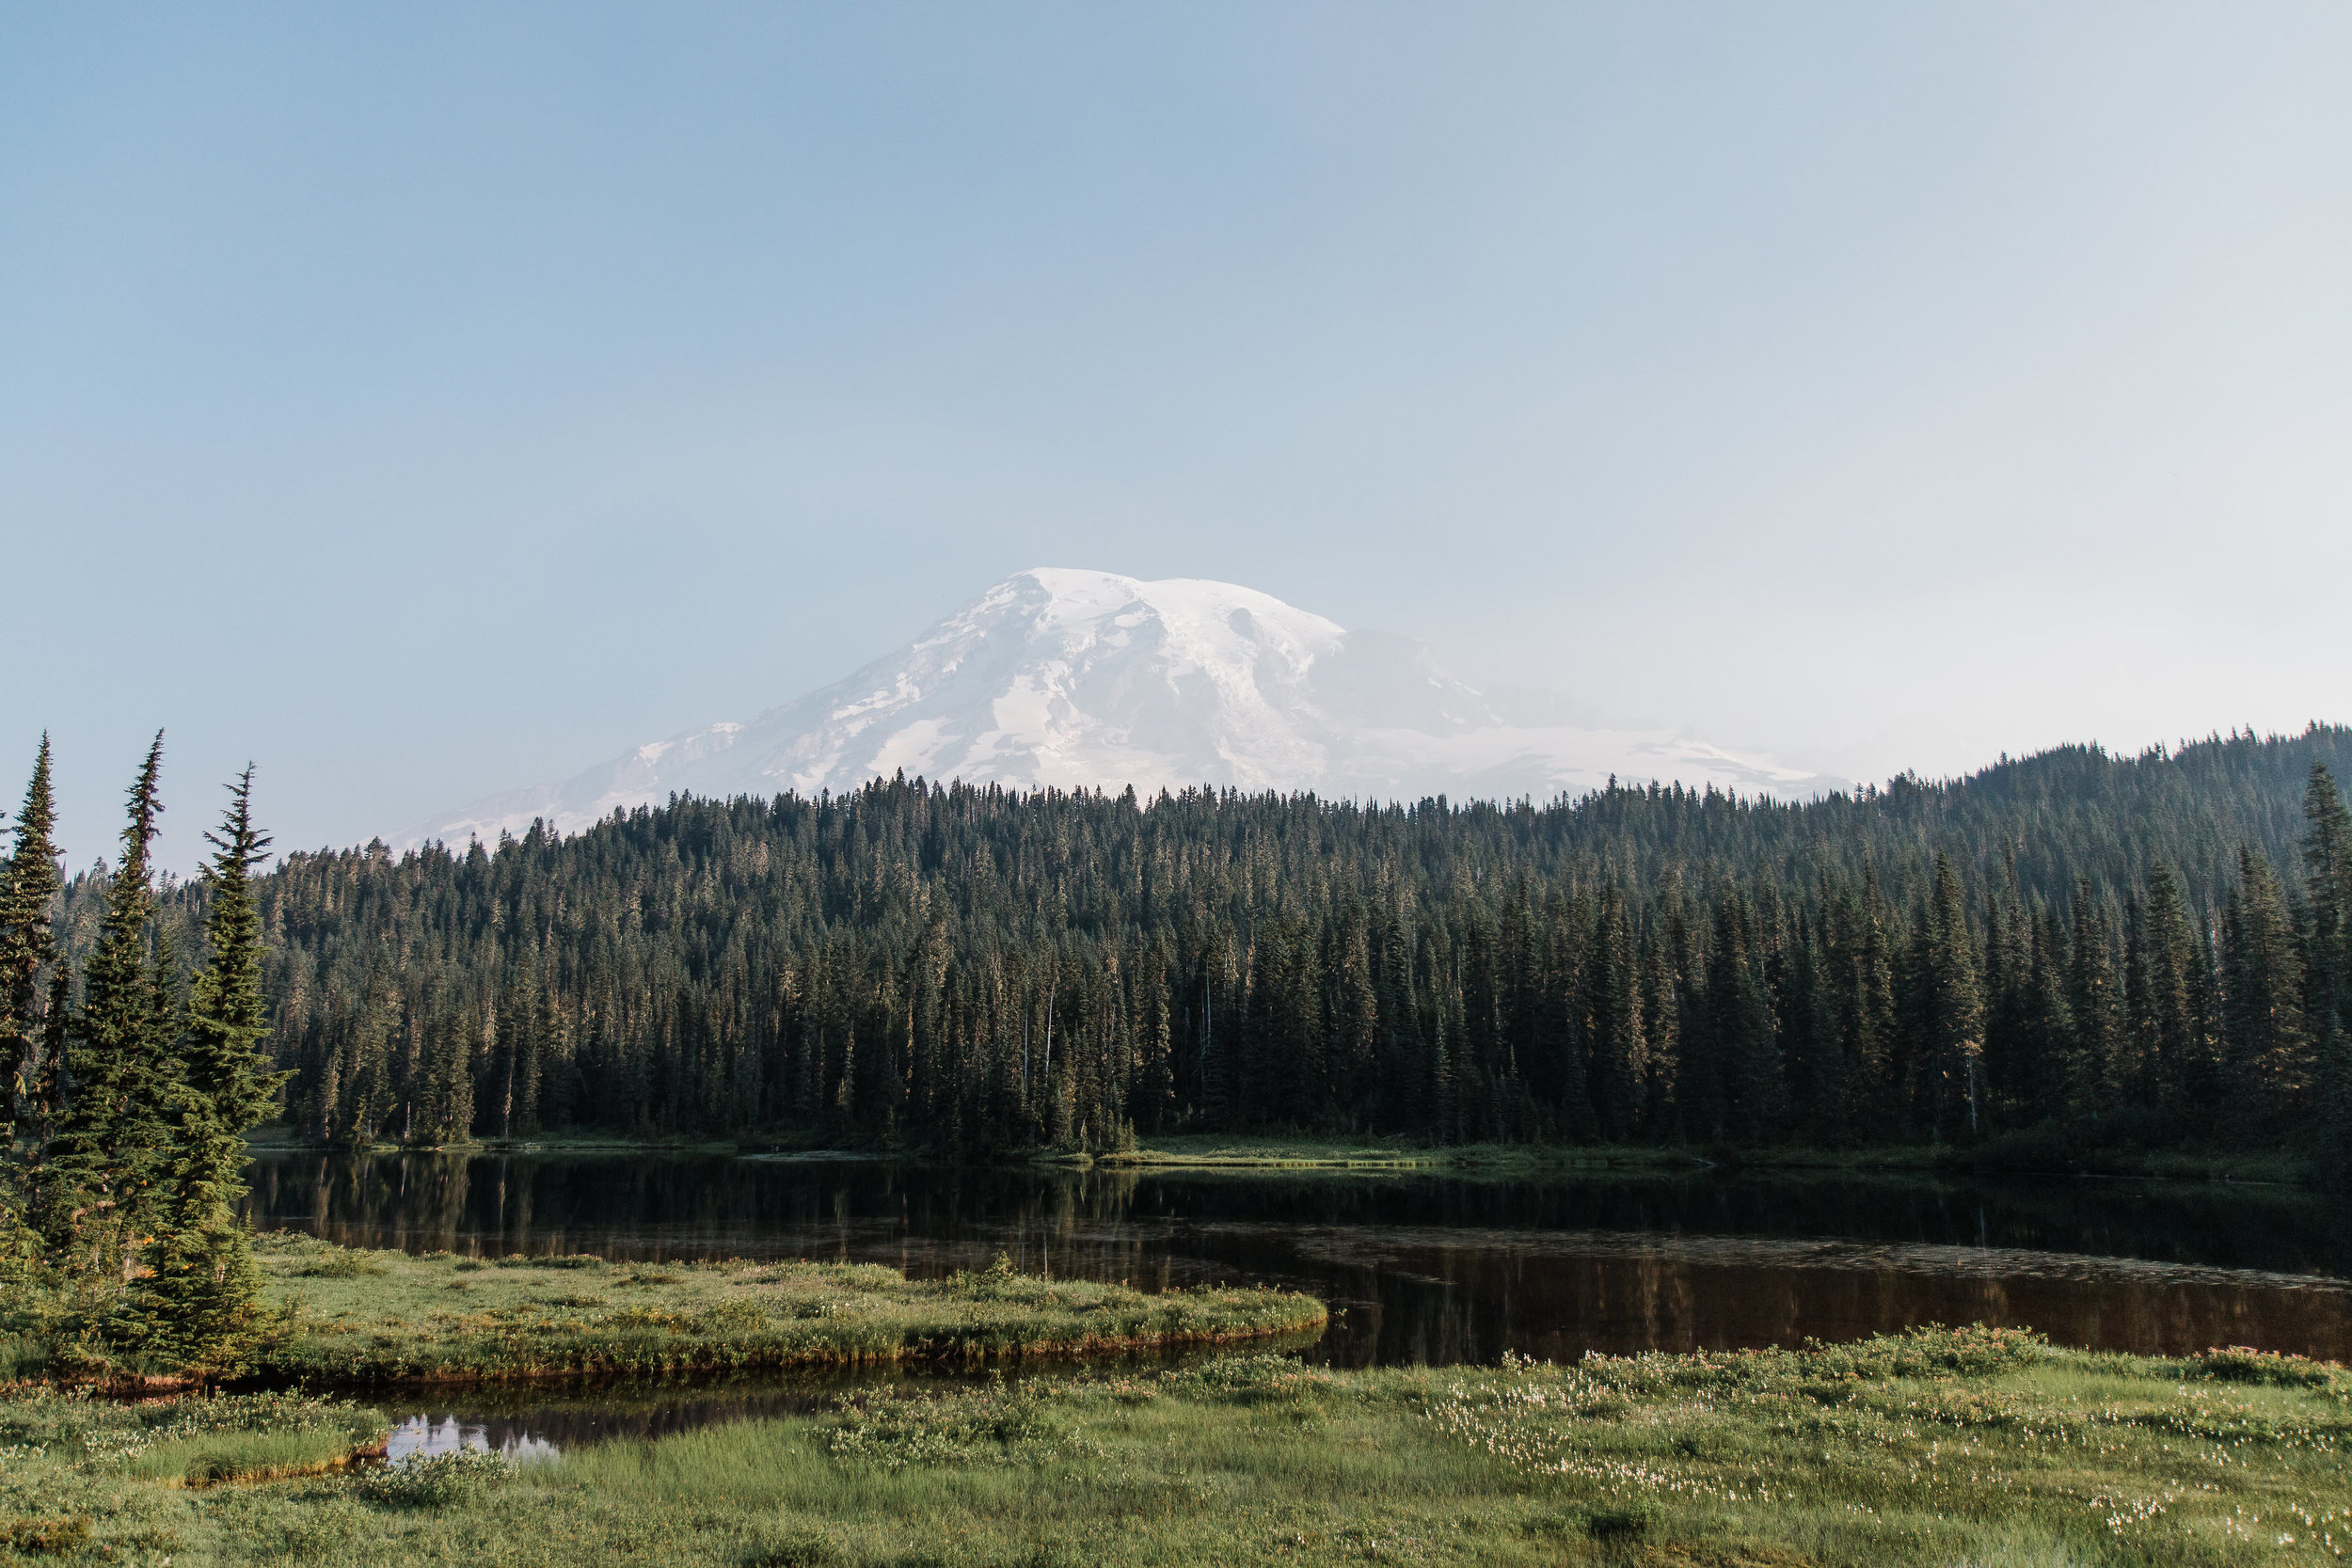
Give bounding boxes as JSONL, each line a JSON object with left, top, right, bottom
{"left": 397, "top": 568, "right": 1814, "bottom": 848}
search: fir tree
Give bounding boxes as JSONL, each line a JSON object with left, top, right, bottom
{"left": 2219, "top": 847, "right": 2308, "bottom": 1134}
{"left": 2138, "top": 861, "right": 2202, "bottom": 1114}
{"left": 2317, "top": 1009, "right": 2352, "bottom": 1192}
{"left": 2021, "top": 906, "right": 2074, "bottom": 1126}
{"left": 1587, "top": 889, "right": 1645, "bottom": 1140}
{"left": 1921, "top": 854, "right": 1986, "bottom": 1141}
{"left": 122, "top": 768, "right": 287, "bottom": 1372}
{"left": 2302, "top": 766, "right": 2350, "bottom": 1185}
{"left": 1, "top": 736, "right": 62, "bottom": 1146}
{"left": 0, "top": 737, "right": 64, "bottom": 1274}
{"left": 2304, "top": 765, "right": 2351, "bottom": 1039}
{"left": 2066, "top": 882, "right": 2120, "bottom": 1129}
{"left": 40, "top": 734, "right": 179, "bottom": 1292}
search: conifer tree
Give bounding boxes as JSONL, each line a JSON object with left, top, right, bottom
{"left": 2220, "top": 847, "right": 2308, "bottom": 1132}
{"left": 2304, "top": 765, "right": 2350, "bottom": 1039}
{"left": 1, "top": 736, "right": 62, "bottom": 1148}
{"left": 2317, "top": 1009, "right": 2352, "bottom": 1192}
{"left": 2066, "top": 882, "right": 2119, "bottom": 1129}
{"left": 1, "top": 738, "right": 65, "bottom": 1275}
{"left": 40, "top": 734, "right": 179, "bottom": 1292}
{"left": 1637, "top": 919, "right": 1681, "bottom": 1135}
{"left": 2302, "top": 766, "right": 2350, "bottom": 1183}
{"left": 1704, "top": 892, "right": 1782, "bottom": 1143}
{"left": 2139, "top": 861, "right": 2201, "bottom": 1113}
{"left": 123, "top": 768, "right": 287, "bottom": 1371}
{"left": 1921, "top": 854, "right": 1986, "bottom": 1140}
{"left": 1587, "top": 889, "right": 1645, "bottom": 1140}
{"left": 2021, "top": 906, "right": 2074, "bottom": 1124}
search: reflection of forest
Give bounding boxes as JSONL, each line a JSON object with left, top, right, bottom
{"left": 1294, "top": 1240, "right": 2352, "bottom": 1366}
{"left": 241, "top": 1153, "right": 2352, "bottom": 1365}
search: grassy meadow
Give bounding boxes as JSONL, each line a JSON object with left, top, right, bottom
{"left": 243, "top": 1232, "right": 1326, "bottom": 1386}
{"left": 2, "top": 1324, "right": 2345, "bottom": 1564}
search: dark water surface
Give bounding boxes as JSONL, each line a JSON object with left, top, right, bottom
{"left": 245, "top": 1149, "right": 2352, "bottom": 1370}
{"left": 245, "top": 1150, "right": 2352, "bottom": 1460}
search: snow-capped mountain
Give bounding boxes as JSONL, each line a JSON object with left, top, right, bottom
{"left": 397, "top": 568, "right": 1814, "bottom": 848}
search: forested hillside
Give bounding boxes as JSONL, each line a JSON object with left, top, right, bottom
{"left": 15, "top": 725, "right": 2352, "bottom": 1169}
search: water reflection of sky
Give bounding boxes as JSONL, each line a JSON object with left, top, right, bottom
{"left": 385, "top": 1413, "right": 561, "bottom": 1465}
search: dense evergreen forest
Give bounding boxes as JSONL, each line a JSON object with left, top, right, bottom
{"left": 8, "top": 725, "right": 2352, "bottom": 1176}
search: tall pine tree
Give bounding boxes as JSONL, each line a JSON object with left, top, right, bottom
{"left": 39, "top": 735, "right": 179, "bottom": 1293}
{"left": 0, "top": 737, "right": 64, "bottom": 1273}
{"left": 123, "top": 768, "right": 288, "bottom": 1372}
{"left": 1, "top": 736, "right": 62, "bottom": 1146}
{"left": 2219, "top": 846, "right": 2308, "bottom": 1136}
{"left": 2303, "top": 766, "right": 2351, "bottom": 1184}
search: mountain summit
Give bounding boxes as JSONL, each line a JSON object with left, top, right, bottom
{"left": 400, "top": 568, "right": 1812, "bottom": 847}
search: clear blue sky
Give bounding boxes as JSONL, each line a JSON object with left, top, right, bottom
{"left": 5, "top": 3, "right": 2348, "bottom": 869}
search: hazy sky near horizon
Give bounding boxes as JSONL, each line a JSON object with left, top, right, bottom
{"left": 5, "top": 3, "right": 2349, "bottom": 869}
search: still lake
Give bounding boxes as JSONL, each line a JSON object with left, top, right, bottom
{"left": 242, "top": 1150, "right": 2352, "bottom": 1457}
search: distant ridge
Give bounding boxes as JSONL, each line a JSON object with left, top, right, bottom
{"left": 399, "top": 567, "right": 1819, "bottom": 848}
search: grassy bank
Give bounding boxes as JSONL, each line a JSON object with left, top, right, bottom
{"left": 1081, "top": 1133, "right": 2318, "bottom": 1185}
{"left": 3, "top": 1325, "right": 2345, "bottom": 1564}
{"left": 1079, "top": 1135, "right": 1707, "bottom": 1172}
{"left": 0, "top": 1238, "right": 1324, "bottom": 1389}
{"left": 246, "top": 1235, "right": 1324, "bottom": 1387}
{"left": 244, "top": 1125, "right": 2319, "bottom": 1186}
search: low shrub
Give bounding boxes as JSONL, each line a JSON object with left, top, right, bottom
{"left": 2188, "top": 1345, "right": 2337, "bottom": 1387}
{"left": 3, "top": 1515, "right": 89, "bottom": 1556}
{"left": 353, "top": 1446, "right": 515, "bottom": 1509}
{"left": 1585, "top": 1503, "right": 1656, "bottom": 1542}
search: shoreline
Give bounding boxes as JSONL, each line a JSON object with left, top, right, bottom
{"left": 245, "top": 1129, "right": 2319, "bottom": 1188}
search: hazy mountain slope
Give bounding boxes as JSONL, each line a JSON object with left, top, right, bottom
{"left": 400, "top": 568, "right": 1813, "bottom": 847}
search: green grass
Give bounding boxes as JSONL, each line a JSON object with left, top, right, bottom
{"left": 2, "top": 1325, "right": 2346, "bottom": 1564}
{"left": 1089, "top": 1134, "right": 2320, "bottom": 1186}
{"left": 0, "top": 1386, "right": 386, "bottom": 1482}
{"left": 1093, "top": 1134, "right": 1711, "bottom": 1171}
{"left": 249, "top": 1234, "right": 1326, "bottom": 1386}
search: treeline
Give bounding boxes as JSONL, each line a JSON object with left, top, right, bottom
{"left": 19, "top": 725, "right": 2352, "bottom": 1176}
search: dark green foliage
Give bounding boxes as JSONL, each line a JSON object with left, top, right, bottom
{"left": 120, "top": 768, "right": 290, "bottom": 1372}
{"left": 1915, "top": 854, "right": 1985, "bottom": 1140}
{"left": 35, "top": 722, "right": 2352, "bottom": 1169}
{"left": 2304, "top": 766, "right": 2352, "bottom": 1186}
{"left": 0, "top": 739, "right": 63, "bottom": 1271}
{"left": 0, "top": 737, "right": 62, "bottom": 1147}
{"left": 2219, "top": 847, "right": 2308, "bottom": 1133}
{"left": 37, "top": 734, "right": 178, "bottom": 1291}
{"left": 5, "top": 739, "right": 298, "bottom": 1373}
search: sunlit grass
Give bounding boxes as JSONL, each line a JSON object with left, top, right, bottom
{"left": 251, "top": 1233, "right": 1325, "bottom": 1386}
{"left": 3, "top": 1325, "right": 2346, "bottom": 1563}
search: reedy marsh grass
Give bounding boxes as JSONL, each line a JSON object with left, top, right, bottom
{"left": 4, "top": 1323, "right": 2347, "bottom": 1564}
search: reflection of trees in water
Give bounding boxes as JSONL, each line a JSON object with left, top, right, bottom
{"left": 1305, "top": 1243, "right": 2352, "bottom": 1364}
{"left": 239, "top": 1153, "right": 2350, "bottom": 1363}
